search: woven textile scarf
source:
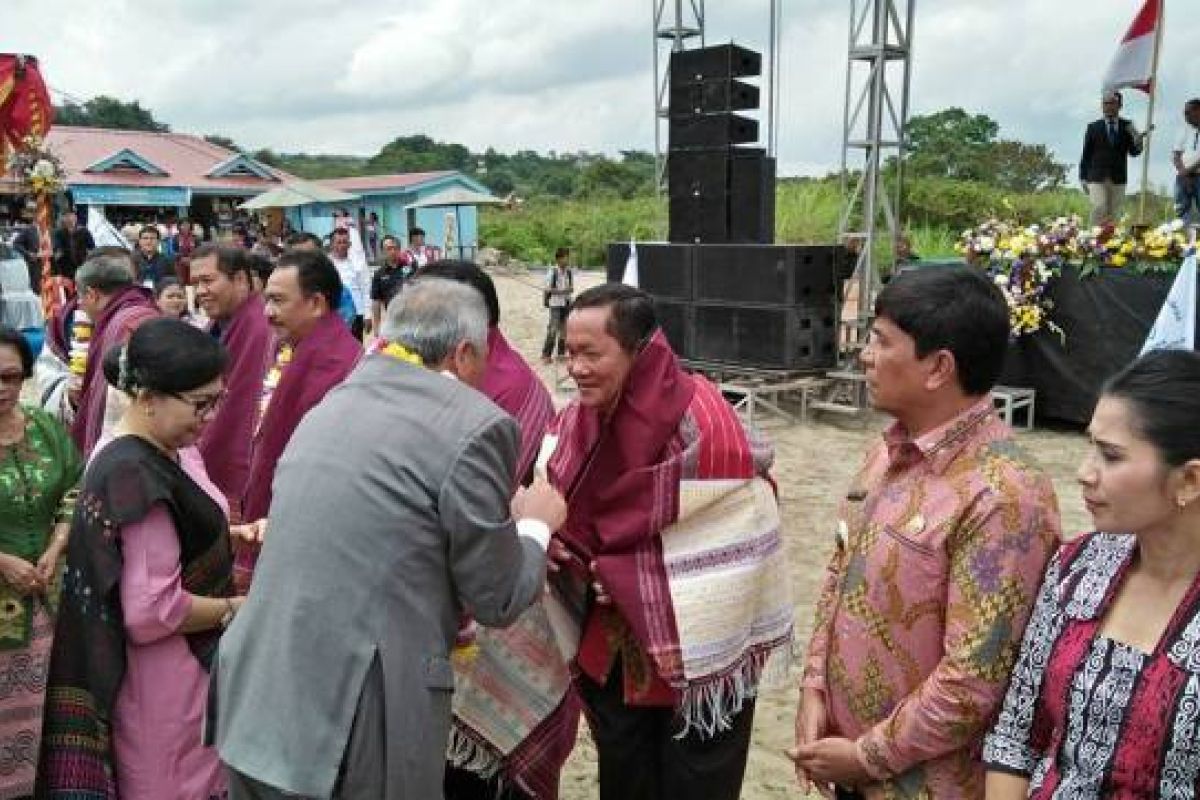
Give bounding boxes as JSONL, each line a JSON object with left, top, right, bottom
{"left": 38, "top": 436, "right": 233, "bottom": 798}
{"left": 548, "top": 331, "right": 793, "bottom": 736}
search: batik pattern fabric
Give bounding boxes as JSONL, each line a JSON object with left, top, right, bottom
{"left": 0, "top": 406, "right": 80, "bottom": 798}
{"left": 984, "top": 533, "right": 1200, "bottom": 799}
{"left": 802, "top": 398, "right": 1060, "bottom": 799}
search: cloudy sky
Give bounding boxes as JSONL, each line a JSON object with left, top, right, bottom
{"left": 7, "top": 0, "right": 1199, "bottom": 188}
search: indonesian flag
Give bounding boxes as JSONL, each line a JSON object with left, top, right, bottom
{"left": 1102, "top": 0, "right": 1161, "bottom": 94}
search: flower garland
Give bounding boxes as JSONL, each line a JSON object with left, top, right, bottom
{"left": 5, "top": 134, "right": 66, "bottom": 195}
{"left": 378, "top": 340, "right": 423, "bottom": 367}
{"left": 255, "top": 344, "right": 293, "bottom": 436}
{"left": 957, "top": 215, "right": 1194, "bottom": 338}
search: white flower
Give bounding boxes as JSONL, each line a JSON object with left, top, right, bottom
{"left": 978, "top": 235, "right": 996, "bottom": 252}
{"left": 993, "top": 274, "right": 1010, "bottom": 287}
{"left": 1170, "top": 219, "right": 1185, "bottom": 232}
{"left": 31, "top": 159, "right": 56, "bottom": 178}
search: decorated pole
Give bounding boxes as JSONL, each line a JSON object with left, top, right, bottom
{"left": 36, "top": 190, "right": 53, "bottom": 313}
{"left": 0, "top": 54, "right": 59, "bottom": 315}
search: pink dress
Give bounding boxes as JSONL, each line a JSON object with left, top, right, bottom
{"left": 111, "top": 445, "right": 227, "bottom": 800}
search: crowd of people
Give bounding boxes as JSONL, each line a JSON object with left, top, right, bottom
{"left": 0, "top": 205, "right": 1197, "bottom": 800}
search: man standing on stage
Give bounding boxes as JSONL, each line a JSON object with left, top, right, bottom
{"left": 1079, "top": 90, "right": 1148, "bottom": 225}
{"left": 192, "top": 245, "right": 274, "bottom": 516}
{"left": 1172, "top": 98, "right": 1200, "bottom": 226}
{"left": 236, "top": 248, "right": 361, "bottom": 587}
{"left": 791, "top": 268, "right": 1060, "bottom": 798}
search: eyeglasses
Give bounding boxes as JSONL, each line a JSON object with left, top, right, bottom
{"left": 0, "top": 371, "right": 25, "bottom": 386}
{"left": 167, "top": 389, "right": 227, "bottom": 417}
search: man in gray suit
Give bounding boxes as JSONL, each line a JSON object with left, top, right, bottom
{"left": 214, "top": 277, "right": 568, "bottom": 799}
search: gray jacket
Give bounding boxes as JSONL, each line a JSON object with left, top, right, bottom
{"left": 214, "top": 354, "right": 547, "bottom": 798}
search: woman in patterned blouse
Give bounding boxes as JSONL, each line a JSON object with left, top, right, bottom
{"left": 985, "top": 348, "right": 1200, "bottom": 798}
{"left": 0, "top": 325, "right": 82, "bottom": 797}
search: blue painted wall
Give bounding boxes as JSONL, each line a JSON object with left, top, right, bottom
{"left": 284, "top": 173, "right": 489, "bottom": 253}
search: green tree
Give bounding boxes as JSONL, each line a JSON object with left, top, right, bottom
{"left": 55, "top": 95, "right": 169, "bottom": 131}
{"left": 985, "top": 140, "right": 1067, "bottom": 192}
{"left": 204, "top": 134, "right": 241, "bottom": 152}
{"left": 905, "top": 107, "right": 997, "bottom": 183}
{"left": 904, "top": 107, "right": 1067, "bottom": 192}
{"left": 367, "top": 135, "right": 472, "bottom": 173}
{"left": 576, "top": 158, "right": 653, "bottom": 199}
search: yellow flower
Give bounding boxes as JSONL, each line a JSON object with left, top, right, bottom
{"left": 1111, "top": 254, "right": 1127, "bottom": 267}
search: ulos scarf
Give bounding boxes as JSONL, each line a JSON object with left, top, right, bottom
{"left": 198, "top": 293, "right": 274, "bottom": 510}
{"left": 39, "top": 436, "right": 233, "bottom": 798}
{"left": 241, "top": 313, "right": 361, "bottom": 522}
{"left": 480, "top": 327, "right": 556, "bottom": 487}
{"left": 548, "top": 331, "right": 792, "bottom": 735}
{"left": 70, "top": 286, "right": 159, "bottom": 456}
{"left": 237, "top": 314, "right": 360, "bottom": 589}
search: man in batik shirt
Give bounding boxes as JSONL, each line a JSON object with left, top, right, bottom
{"left": 791, "top": 267, "right": 1061, "bottom": 800}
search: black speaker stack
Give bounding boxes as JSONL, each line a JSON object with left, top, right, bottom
{"left": 602, "top": 43, "right": 849, "bottom": 373}
{"left": 668, "top": 44, "right": 774, "bottom": 245}
{"left": 606, "top": 243, "right": 851, "bottom": 371}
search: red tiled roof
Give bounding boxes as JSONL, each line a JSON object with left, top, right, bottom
{"left": 315, "top": 171, "right": 456, "bottom": 192}
{"left": 46, "top": 126, "right": 296, "bottom": 194}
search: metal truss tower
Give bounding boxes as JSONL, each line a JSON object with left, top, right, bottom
{"left": 837, "top": 0, "right": 915, "bottom": 343}
{"left": 652, "top": 0, "right": 705, "bottom": 192}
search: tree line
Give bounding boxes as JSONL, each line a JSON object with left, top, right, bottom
{"left": 53, "top": 95, "right": 1068, "bottom": 199}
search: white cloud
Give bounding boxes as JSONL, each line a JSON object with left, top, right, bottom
{"left": 5, "top": 0, "right": 1198, "bottom": 191}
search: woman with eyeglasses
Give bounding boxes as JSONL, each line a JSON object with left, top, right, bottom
{"left": 40, "top": 317, "right": 248, "bottom": 800}
{"left": 0, "top": 325, "right": 82, "bottom": 798}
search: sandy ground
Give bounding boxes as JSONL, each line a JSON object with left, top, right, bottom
{"left": 489, "top": 266, "right": 1093, "bottom": 800}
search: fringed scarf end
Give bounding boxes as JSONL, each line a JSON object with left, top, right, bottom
{"left": 675, "top": 637, "right": 794, "bottom": 740}
{"left": 447, "top": 725, "right": 504, "bottom": 780}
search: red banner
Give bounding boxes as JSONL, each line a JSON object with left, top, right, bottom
{"left": 0, "top": 54, "right": 54, "bottom": 149}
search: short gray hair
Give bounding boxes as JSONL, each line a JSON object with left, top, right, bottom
{"left": 76, "top": 249, "right": 136, "bottom": 294}
{"left": 381, "top": 277, "right": 489, "bottom": 365}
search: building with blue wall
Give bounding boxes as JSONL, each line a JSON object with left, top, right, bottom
{"left": 287, "top": 171, "right": 494, "bottom": 255}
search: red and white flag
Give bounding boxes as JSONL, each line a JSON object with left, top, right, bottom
{"left": 1102, "top": 0, "right": 1161, "bottom": 94}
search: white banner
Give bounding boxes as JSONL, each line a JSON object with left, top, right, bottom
{"left": 85, "top": 207, "right": 132, "bottom": 251}
{"left": 622, "top": 240, "right": 639, "bottom": 288}
{"left": 1140, "top": 253, "right": 1197, "bottom": 354}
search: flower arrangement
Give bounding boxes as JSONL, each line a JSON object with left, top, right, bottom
{"left": 4, "top": 133, "right": 66, "bottom": 196}
{"left": 956, "top": 215, "right": 1194, "bottom": 338}
{"left": 956, "top": 218, "right": 1065, "bottom": 339}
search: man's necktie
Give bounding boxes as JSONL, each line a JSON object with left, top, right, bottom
{"left": 1108, "top": 121, "right": 1117, "bottom": 145}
